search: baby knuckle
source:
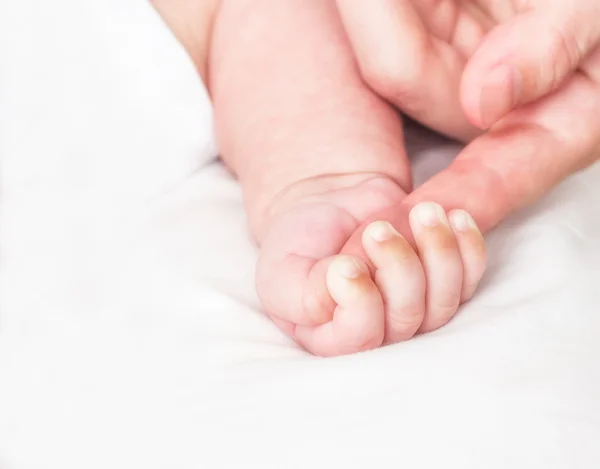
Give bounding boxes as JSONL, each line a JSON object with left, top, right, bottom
{"left": 345, "top": 329, "right": 385, "bottom": 353}
{"left": 432, "top": 297, "right": 460, "bottom": 320}
{"left": 386, "top": 309, "right": 422, "bottom": 340}
{"left": 434, "top": 239, "right": 460, "bottom": 257}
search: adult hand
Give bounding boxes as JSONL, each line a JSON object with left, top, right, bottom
{"left": 337, "top": 0, "right": 600, "bottom": 233}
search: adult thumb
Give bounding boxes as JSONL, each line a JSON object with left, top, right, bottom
{"left": 461, "top": 5, "right": 600, "bottom": 129}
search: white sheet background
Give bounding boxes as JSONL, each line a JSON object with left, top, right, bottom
{"left": 1, "top": 1, "right": 599, "bottom": 468}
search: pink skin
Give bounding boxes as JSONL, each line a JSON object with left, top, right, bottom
{"left": 156, "top": 0, "right": 488, "bottom": 356}
{"left": 257, "top": 177, "right": 486, "bottom": 356}
{"left": 336, "top": 0, "right": 600, "bottom": 234}
{"left": 209, "top": 0, "right": 487, "bottom": 356}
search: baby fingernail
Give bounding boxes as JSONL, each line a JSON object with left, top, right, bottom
{"left": 331, "top": 256, "right": 367, "bottom": 279}
{"left": 449, "top": 210, "right": 477, "bottom": 232}
{"left": 365, "top": 221, "right": 399, "bottom": 242}
{"left": 413, "top": 203, "right": 446, "bottom": 227}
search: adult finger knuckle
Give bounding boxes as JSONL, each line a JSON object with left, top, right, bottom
{"left": 357, "top": 48, "right": 425, "bottom": 106}
{"left": 544, "top": 23, "right": 583, "bottom": 90}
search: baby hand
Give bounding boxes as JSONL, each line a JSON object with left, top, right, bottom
{"left": 256, "top": 174, "right": 486, "bottom": 357}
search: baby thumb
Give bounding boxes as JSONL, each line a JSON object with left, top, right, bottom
{"left": 461, "top": 6, "right": 600, "bottom": 129}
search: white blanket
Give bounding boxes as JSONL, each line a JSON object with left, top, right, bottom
{"left": 1, "top": 1, "right": 599, "bottom": 468}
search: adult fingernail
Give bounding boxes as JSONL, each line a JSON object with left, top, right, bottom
{"left": 413, "top": 203, "right": 447, "bottom": 227}
{"left": 449, "top": 210, "right": 478, "bottom": 233}
{"left": 331, "top": 256, "right": 367, "bottom": 280}
{"left": 365, "top": 221, "right": 399, "bottom": 242}
{"left": 479, "top": 64, "right": 521, "bottom": 128}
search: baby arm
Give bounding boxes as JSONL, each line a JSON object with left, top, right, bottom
{"left": 209, "top": 0, "right": 487, "bottom": 355}
{"left": 209, "top": 0, "right": 411, "bottom": 238}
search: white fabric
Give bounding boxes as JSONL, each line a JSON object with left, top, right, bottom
{"left": 1, "top": 1, "right": 599, "bottom": 468}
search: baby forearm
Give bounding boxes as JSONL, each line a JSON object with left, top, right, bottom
{"left": 209, "top": 0, "right": 410, "bottom": 238}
